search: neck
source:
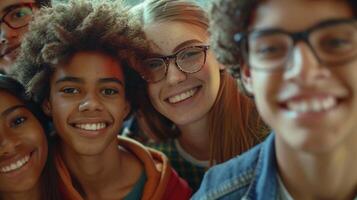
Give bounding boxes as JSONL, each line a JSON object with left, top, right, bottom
{"left": 60, "top": 139, "right": 140, "bottom": 200}
{"left": 177, "top": 116, "right": 210, "bottom": 161}
{"left": 276, "top": 134, "right": 357, "bottom": 200}
{"left": 1, "top": 183, "right": 41, "bottom": 200}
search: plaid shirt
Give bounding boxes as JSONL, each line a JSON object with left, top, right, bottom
{"left": 149, "top": 140, "right": 207, "bottom": 192}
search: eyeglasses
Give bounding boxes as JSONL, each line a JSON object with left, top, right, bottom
{"left": 234, "top": 18, "right": 357, "bottom": 72}
{"left": 142, "top": 45, "right": 210, "bottom": 83}
{"left": 0, "top": 3, "right": 36, "bottom": 32}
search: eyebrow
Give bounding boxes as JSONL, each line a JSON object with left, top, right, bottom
{"left": 1, "top": 105, "right": 26, "bottom": 117}
{"left": 55, "top": 76, "right": 84, "bottom": 84}
{"left": 173, "top": 39, "right": 203, "bottom": 53}
{"left": 55, "top": 76, "right": 124, "bottom": 86}
{"left": 98, "top": 77, "right": 124, "bottom": 86}
{"left": 1, "top": 2, "right": 34, "bottom": 14}
{"left": 148, "top": 39, "right": 204, "bottom": 58}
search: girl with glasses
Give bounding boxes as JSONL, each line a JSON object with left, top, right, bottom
{"left": 130, "top": 0, "right": 268, "bottom": 191}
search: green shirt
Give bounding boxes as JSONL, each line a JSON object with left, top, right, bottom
{"left": 149, "top": 139, "right": 207, "bottom": 192}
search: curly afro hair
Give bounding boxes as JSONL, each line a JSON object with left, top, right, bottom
{"left": 11, "top": 0, "right": 148, "bottom": 109}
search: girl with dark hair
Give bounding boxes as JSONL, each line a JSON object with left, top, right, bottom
{"left": 0, "top": 75, "right": 64, "bottom": 200}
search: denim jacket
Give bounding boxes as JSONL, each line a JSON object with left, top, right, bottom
{"left": 192, "top": 133, "right": 278, "bottom": 200}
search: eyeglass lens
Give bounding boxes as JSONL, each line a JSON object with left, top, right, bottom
{"left": 2, "top": 6, "right": 33, "bottom": 30}
{"left": 247, "top": 20, "right": 357, "bottom": 71}
{"left": 143, "top": 46, "right": 208, "bottom": 82}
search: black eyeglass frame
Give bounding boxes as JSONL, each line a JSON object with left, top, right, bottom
{"left": 234, "top": 18, "right": 357, "bottom": 72}
{"left": 143, "top": 45, "right": 210, "bottom": 83}
{"left": 0, "top": 2, "right": 37, "bottom": 30}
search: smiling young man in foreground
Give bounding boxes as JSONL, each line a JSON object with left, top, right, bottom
{"left": 193, "top": 0, "right": 357, "bottom": 199}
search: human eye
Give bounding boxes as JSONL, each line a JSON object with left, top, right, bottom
{"left": 145, "top": 59, "right": 164, "bottom": 71}
{"left": 101, "top": 88, "right": 119, "bottom": 96}
{"left": 179, "top": 48, "right": 202, "bottom": 60}
{"left": 249, "top": 32, "right": 289, "bottom": 61}
{"left": 319, "top": 36, "right": 354, "bottom": 53}
{"left": 8, "top": 7, "right": 32, "bottom": 20}
{"left": 315, "top": 22, "right": 357, "bottom": 55}
{"left": 252, "top": 43, "right": 287, "bottom": 59}
{"left": 10, "top": 116, "right": 27, "bottom": 128}
{"left": 60, "top": 87, "right": 80, "bottom": 94}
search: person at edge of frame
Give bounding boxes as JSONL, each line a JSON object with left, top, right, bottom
{"left": 193, "top": 0, "right": 357, "bottom": 199}
{"left": 0, "top": 0, "right": 51, "bottom": 74}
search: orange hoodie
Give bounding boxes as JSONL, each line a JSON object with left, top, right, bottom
{"left": 55, "top": 136, "right": 192, "bottom": 200}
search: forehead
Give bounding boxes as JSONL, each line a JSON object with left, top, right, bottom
{"left": 0, "top": 90, "right": 22, "bottom": 113}
{"left": 0, "top": 0, "right": 35, "bottom": 14}
{"left": 144, "top": 21, "right": 208, "bottom": 53}
{"left": 53, "top": 51, "right": 125, "bottom": 83}
{"left": 251, "top": 0, "right": 353, "bottom": 31}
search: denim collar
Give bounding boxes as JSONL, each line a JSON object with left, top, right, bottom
{"left": 243, "top": 133, "right": 279, "bottom": 200}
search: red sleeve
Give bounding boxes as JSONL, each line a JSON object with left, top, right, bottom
{"left": 162, "top": 169, "right": 192, "bottom": 200}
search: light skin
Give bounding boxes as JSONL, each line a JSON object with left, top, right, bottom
{"left": 242, "top": 0, "right": 357, "bottom": 199}
{"left": 0, "top": 90, "right": 47, "bottom": 200}
{"left": 144, "top": 21, "right": 223, "bottom": 161}
{"left": 0, "top": 0, "right": 36, "bottom": 73}
{"left": 44, "top": 51, "right": 143, "bottom": 200}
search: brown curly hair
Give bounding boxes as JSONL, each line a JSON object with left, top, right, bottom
{"left": 11, "top": 0, "right": 148, "bottom": 110}
{"left": 209, "top": 0, "right": 357, "bottom": 78}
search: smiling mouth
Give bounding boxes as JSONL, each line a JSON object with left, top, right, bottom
{"left": 167, "top": 86, "right": 200, "bottom": 104}
{"left": 0, "top": 154, "right": 31, "bottom": 173}
{"left": 72, "top": 122, "right": 108, "bottom": 131}
{"left": 283, "top": 96, "right": 339, "bottom": 113}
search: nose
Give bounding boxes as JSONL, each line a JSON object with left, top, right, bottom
{"left": 0, "top": 23, "right": 18, "bottom": 45}
{"left": 165, "top": 60, "right": 187, "bottom": 85}
{"left": 0, "top": 131, "right": 20, "bottom": 156}
{"left": 284, "top": 42, "right": 331, "bottom": 84}
{"left": 78, "top": 93, "right": 104, "bottom": 112}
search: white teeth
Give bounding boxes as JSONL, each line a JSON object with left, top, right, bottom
{"left": 168, "top": 88, "right": 198, "bottom": 103}
{"left": 286, "top": 96, "right": 337, "bottom": 113}
{"left": 0, "top": 155, "right": 30, "bottom": 173}
{"left": 75, "top": 123, "right": 106, "bottom": 131}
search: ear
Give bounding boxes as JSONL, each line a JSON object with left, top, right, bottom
{"left": 241, "top": 64, "right": 254, "bottom": 95}
{"left": 42, "top": 99, "right": 52, "bottom": 117}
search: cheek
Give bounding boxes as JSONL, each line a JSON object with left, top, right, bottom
{"left": 251, "top": 73, "right": 280, "bottom": 114}
{"left": 147, "top": 84, "right": 161, "bottom": 108}
{"left": 201, "top": 63, "right": 221, "bottom": 94}
{"left": 18, "top": 26, "right": 30, "bottom": 40}
{"left": 50, "top": 98, "right": 75, "bottom": 128}
{"left": 27, "top": 122, "right": 48, "bottom": 161}
{"left": 109, "top": 99, "right": 130, "bottom": 120}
